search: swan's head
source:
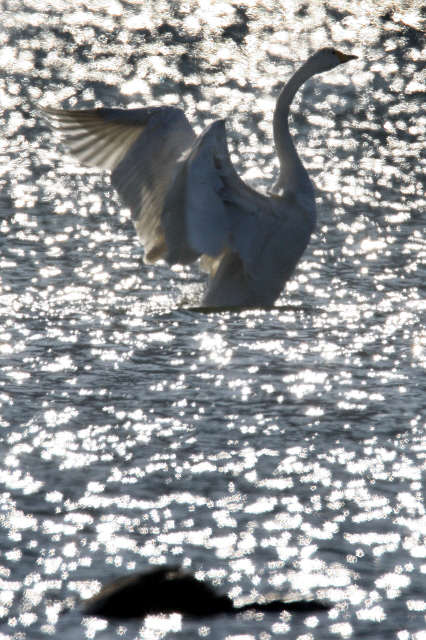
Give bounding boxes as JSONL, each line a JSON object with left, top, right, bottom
{"left": 308, "top": 47, "right": 358, "bottom": 75}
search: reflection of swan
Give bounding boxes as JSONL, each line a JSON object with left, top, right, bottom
{"left": 81, "top": 566, "right": 329, "bottom": 618}
{"left": 44, "top": 48, "right": 356, "bottom": 309}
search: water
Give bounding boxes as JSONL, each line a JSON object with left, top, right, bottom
{"left": 1, "top": 0, "right": 426, "bottom": 638}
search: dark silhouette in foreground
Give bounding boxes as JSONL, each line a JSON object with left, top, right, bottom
{"left": 82, "top": 567, "right": 330, "bottom": 619}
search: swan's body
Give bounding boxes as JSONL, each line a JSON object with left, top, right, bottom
{"left": 44, "top": 48, "right": 356, "bottom": 309}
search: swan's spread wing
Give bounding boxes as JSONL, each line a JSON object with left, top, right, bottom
{"left": 162, "top": 120, "right": 233, "bottom": 265}
{"left": 162, "top": 119, "right": 280, "bottom": 275}
{"left": 44, "top": 106, "right": 196, "bottom": 263}
{"left": 43, "top": 106, "right": 149, "bottom": 170}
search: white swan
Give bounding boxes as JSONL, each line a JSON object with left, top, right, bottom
{"left": 44, "top": 47, "right": 357, "bottom": 309}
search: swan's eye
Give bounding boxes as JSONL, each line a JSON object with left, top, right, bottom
{"left": 331, "top": 49, "right": 337, "bottom": 55}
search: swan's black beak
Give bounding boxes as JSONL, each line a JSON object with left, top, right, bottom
{"left": 335, "top": 51, "right": 358, "bottom": 63}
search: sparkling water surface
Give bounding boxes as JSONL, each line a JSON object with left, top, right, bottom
{"left": 1, "top": 1, "right": 426, "bottom": 638}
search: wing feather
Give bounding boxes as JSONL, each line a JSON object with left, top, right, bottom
{"left": 43, "top": 107, "right": 147, "bottom": 170}
{"left": 44, "top": 105, "right": 196, "bottom": 263}
{"left": 162, "top": 118, "right": 279, "bottom": 274}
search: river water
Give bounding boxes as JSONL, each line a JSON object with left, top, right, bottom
{"left": 1, "top": 1, "right": 426, "bottom": 638}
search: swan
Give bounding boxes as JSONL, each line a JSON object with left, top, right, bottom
{"left": 44, "top": 47, "right": 357, "bottom": 309}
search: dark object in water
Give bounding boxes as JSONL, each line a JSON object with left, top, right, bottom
{"left": 82, "top": 567, "right": 329, "bottom": 619}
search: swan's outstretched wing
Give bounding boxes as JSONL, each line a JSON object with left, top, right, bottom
{"left": 162, "top": 119, "right": 277, "bottom": 265}
{"left": 43, "top": 106, "right": 196, "bottom": 263}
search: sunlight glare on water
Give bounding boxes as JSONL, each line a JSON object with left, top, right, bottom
{"left": 1, "top": 0, "right": 426, "bottom": 639}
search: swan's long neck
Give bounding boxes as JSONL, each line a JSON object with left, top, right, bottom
{"left": 273, "top": 59, "right": 317, "bottom": 196}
